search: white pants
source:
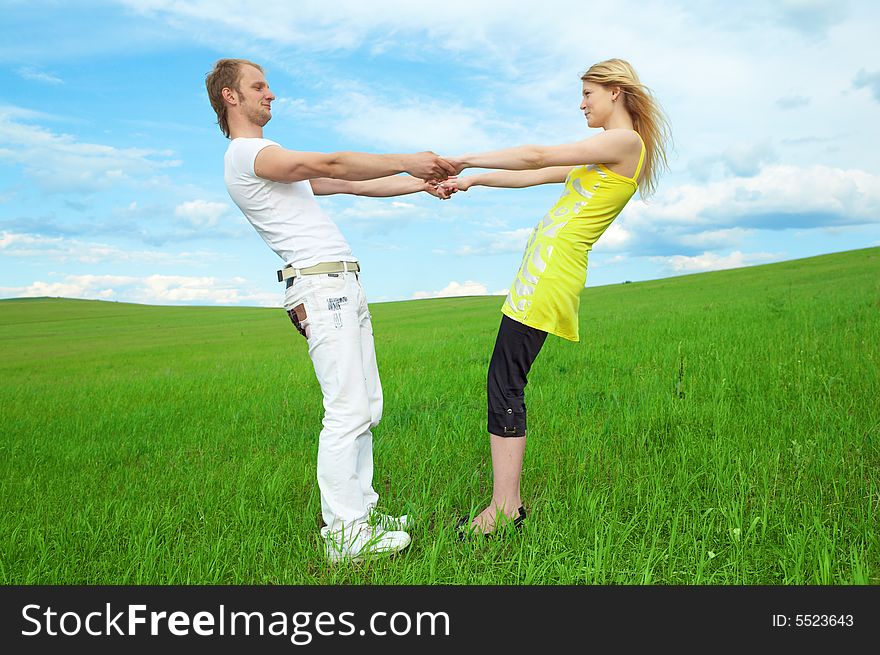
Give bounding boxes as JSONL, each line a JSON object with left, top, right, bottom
{"left": 283, "top": 271, "right": 382, "bottom": 535}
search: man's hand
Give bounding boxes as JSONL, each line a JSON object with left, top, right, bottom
{"left": 404, "top": 151, "right": 458, "bottom": 181}
{"left": 442, "top": 157, "right": 467, "bottom": 175}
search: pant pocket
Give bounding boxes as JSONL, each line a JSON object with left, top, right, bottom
{"left": 287, "top": 302, "right": 310, "bottom": 339}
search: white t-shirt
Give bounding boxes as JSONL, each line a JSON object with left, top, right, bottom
{"left": 224, "top": 137, "right": 355, "bottom": 269}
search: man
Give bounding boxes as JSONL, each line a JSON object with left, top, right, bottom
{"left": 205, "top": 58, "right": 455, "bottom": 563}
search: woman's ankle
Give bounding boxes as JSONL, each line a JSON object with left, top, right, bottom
{"left": 487, "top": 498, "right": 522, "bottom": 518}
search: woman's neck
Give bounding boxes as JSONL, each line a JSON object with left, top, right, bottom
{"left": 603, "top": 109, "right": 635, "bottom": 132}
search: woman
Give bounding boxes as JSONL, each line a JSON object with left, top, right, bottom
{"left": 446, "top": 58, "right": 671, "bottom": 536}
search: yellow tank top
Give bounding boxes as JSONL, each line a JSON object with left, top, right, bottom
{"left": 501, "top": 134, "right": 645, "bottom": 342}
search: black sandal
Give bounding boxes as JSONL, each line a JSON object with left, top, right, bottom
{"left": 456, "top": 506, "right": 526, "bottom": 540}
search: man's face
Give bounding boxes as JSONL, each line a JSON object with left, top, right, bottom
{"left": 234, "top": 65, "right": 275, "bottom": 127}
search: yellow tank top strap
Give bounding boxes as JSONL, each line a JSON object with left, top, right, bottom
{"left": 633, "top": 133, "right": 646, "bottom": 182}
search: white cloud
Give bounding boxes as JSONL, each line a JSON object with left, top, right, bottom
{"left": 17, "top": 67, "right": 64, "bottom": 85}
{"left": 677, "top": 228, "right": 754, "bottom": 249}
{"left": 335, "top": 197, "right": 422, "bottom": 223}
{"left": 776, "top": 0, "right": 848, "bottom": 36}
{"left": 721, "top": 142, "right": 779, "bottom": 177}
{"left": 131, "top": 275, "right": 256, "bottom": 304}
{"left": 271, "top": 97, "right": 313, "bottom": 115}
{"left": 112, "top": 1, "right": 880, "bottom": 176}
{"left": 776, "top": 94, "right": 811, "bottom": 110}
{"left": 174, "top": 200, "right": 230, "bottom": 227}
{"left": 452, "top": 216, "right": 623, "bottom": 258}
{"left": 0, "top": 108, "right": 181, "bottom": 194}
{"left": 0, "top": 105, "right": 65, "bottom": 123}
{"left": 0, "top": 231, "right": 225, "bottom": 265}
{"left": 602, "top": 255, "right": 628, "bottom": 265}
{"left": 625, "top": 165, "right": 880, "bottom": 230}
{"left": 412, "top": 279, "right": 501, "bottom": 299}
{"left": 1, "top": 273, "right": 279, "bottom": 307}
{"left": 593, "top": 223, "right": 632, "bottom": 251}
{"left": 4, "top": 0, "right": 878, "bottom": 304}
{"left": 651, "top": 250, "right": 784, "bottom": 273}
{"left": 454, "top": 227, "right": 532, "bottom": 256}
{"left": 1, "top": 274, "right": 137, "bottom": 301}
{"left": 853, "top": 69, "right": 880, "bottom": 102}
{"left": 325, "top": 195, "right": 450, "bottom": 236}
{"left": 334, "top": 92, "right": 520, "bottom": 153}
{"left": 118, "top": 0, "right": 562, "bottom": 54}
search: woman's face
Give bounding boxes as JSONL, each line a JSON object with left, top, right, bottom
{"left": 580, "top": 81, "right": 616, "bottom": 128}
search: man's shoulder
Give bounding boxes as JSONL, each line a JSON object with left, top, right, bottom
{"left": 227, "top": 136, "right": 281, "bottom": 153}
{"left": 225, "top": 138, "right": 283, "bottom": 178}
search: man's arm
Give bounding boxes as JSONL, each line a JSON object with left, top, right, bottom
{"left": 254, "top": 146, "right": 456, "bottom": 184}
{"left": 310, "top": 175, "right": 453, "bottom": 199}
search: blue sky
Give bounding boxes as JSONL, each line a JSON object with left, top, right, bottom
{"left": 1, "top": 0, "right": 878, "bottom": 306}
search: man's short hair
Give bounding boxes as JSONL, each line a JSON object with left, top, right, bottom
{"left": 205, "top": 58, "right": 264, "bottom": 138}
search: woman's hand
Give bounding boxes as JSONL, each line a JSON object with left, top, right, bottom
{"left": 453, "top": 176, "right": 473, "bottom": 192}
{"left": 425, "top": 179, "right": 456, "bottom": 199}
{"left": 438, "top": 176, "right": 471, "bottom": 195}
{"left": 425, "top": 175, "right": 478, "bottom": 198}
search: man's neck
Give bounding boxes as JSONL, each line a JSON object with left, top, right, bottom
{"left": 228, "top": 122, "right": 264, "bottom": 139}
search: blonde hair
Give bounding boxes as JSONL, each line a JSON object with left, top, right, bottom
{"left": 205, "top": 58, "right": 264, "bottom": 138}
{"left": 581, "top": 58, "right": 671, "bottom": 198}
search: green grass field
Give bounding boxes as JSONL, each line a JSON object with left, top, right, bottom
{"left": 1, "top": 247, "right": 878, "bottom": 584}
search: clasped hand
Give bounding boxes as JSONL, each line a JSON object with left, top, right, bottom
{"left": 427, "top": 174, "right": 475, "bottom": 199}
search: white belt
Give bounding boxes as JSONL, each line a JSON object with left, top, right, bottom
{"left": 277, "top": 261, "right": 360, "bottom": 282}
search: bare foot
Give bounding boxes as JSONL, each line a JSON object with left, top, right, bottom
{"left": 469, "top": 503, "right": 521, "bottom": 534}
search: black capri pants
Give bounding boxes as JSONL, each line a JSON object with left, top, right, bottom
{"left": 487, "top": 315, "right": 548, "bottom": 437}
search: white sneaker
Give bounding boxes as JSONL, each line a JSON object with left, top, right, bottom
{"left": 323, "top": 522, "right": 411, "bottom": 563}
{"left": 368, "top": 510, "right": 410, "bottom": 531}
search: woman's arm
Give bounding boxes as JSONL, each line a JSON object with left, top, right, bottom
{"left": 451, "top": 129, "right": 640, "bottom": 172}
{"left": 455, "top": 166, "right": 573, "bottom": 191}
{"left": 310, "top": 175, "right": 453, "bottom": 199}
